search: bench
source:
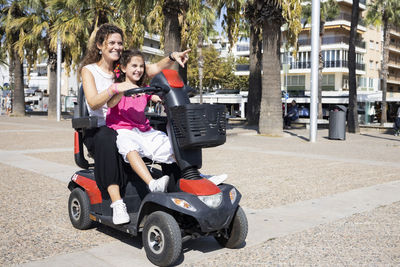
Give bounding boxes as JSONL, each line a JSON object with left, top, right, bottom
{"left": 292, "top": 118, "right": 329, "bottom": 129}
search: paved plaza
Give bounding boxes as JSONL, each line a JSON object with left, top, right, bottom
{"left": 0, "top": 115, "right": 399, "bottom": 266}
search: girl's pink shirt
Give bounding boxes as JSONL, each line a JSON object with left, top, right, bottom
{"left": 106, "top": 94, "right": 152, "bottom": 132}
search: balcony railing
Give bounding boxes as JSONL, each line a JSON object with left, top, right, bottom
{"left": 388, "top": 75, "right": 400, "bottom": 82}
{"left": 297, "top": 36, "right": 365, "bottom": 49}
{"left": 238, "top": 60, "right": 366, "bottom": 72}
{"left": 391, "top": 26, "right": 400, "bottom": 35}
{"left": 327, "top": 13, "right": 366, "bottom": 27}
{"left": 389, "top": 42, "right": 400, "bottom": 51}
{"left": 388, "top": 60, "right": 400, "bottom": 67}
{"left": 282, "top": 60, "right": 365, "bottom": 71}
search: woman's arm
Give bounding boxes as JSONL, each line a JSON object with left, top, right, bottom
{"left": 146, "top": 49, "right": 191, "bottom": 78}
{"left": 81, "top": 67, "right": 114, "bottom": 110}
{"left": 107, "top": 91, "right": 123, "bottom": 108}
{"left": 107, "top": 82, "right": 142, "bottom": 108}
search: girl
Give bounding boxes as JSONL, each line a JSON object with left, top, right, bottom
{"left": 106, "top": 50, "right": 172, "bottom": 196}
{"left": 80, "top": 23, "right": 190, "bottom": 225}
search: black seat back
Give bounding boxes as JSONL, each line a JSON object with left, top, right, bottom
{"left": 72, "top": 85, "right": 97, "bottom": 169}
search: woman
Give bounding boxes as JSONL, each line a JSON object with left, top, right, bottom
{"left": 79, "top": 23, "right": 190, "bottom": 223}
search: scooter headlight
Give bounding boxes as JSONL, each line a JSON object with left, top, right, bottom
{"left": 171, "top": 198, "right": 196, "bottom": 212}
{"left": 229, "top": 188, "right": 237, "bottom": 204}
{"left": 198, "top": 192, "right": 223, "bottom": 208}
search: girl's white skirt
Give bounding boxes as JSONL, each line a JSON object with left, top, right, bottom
{"left": 116, "top": 128, "right": 175, "bottom": 164}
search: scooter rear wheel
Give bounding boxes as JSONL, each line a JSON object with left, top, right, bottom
{"left": 142, "top": 211, "right": 182, "bottom": 267}
{"left": 68, "top": 188, "right": 94, "bottom": 230}
{"left": 215, "top": 206, "right": 248, "bottom": 248}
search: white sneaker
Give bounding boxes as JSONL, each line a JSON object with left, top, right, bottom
{"left": 110, "top": 200, "right": 130, "bottom": 225}
{"left": 200, "top": 173, "right": 228, "bottom": 185}
{"left": 149, "top": 175, "right": 170, "bottom": 192}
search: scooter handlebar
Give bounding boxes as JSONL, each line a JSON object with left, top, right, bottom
{"left": 124, "top": 86, "right": 168, "bottom": 97}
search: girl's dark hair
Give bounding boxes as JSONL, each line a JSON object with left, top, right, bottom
{"left": 114, "top": 50, "right": 146, "bottom": 86}
{"left": 79, "top": 23, "right": 124, "bottom": 75}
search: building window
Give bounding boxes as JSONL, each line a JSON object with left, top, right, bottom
{"left": 343, "top": 75, "right": 349, "bottom": 90}
{"left": 368, "top": 78, "right": 374, "bottom": 88}
{"left": 376, "top": 61, "right": 379, "bottom": 70}
{"left": 322, "top": 74, "right": 335, "bottom": 90}
{"left": 369, "top": 60, "right": 374, "bottom": 70}
{"left": 285, "top": 75, "right": 305, "bottom": 95}
{"left": 357, "top": 77, "right": 367, "bottom": 88}
{"left": 369, "top": 40, "right": 374, "bottom": 50}
{"left": 285, "top": 75, "right": 305, "bottom": 87}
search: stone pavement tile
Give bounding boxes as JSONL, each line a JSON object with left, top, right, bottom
{"left": 185, "top": 202, "right": 400, "bottom": 267}
{"left": 0, "top": 130, "right": 73, "bottom": 150}
{"left": 25, "top": 151, "right": 81, "bottom": 167}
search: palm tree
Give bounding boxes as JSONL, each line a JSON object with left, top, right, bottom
{"left": 11, "top": 0, "right": 61, "bottom": 118}
{"left": 256, "top": 0, "right": 302, "bottom": 135}
{"left": 244, "top": 1, "right": 262, "bottom": 126}
{"left": 302, "top": 0, "right": 339, "bottom": 119}
{"left": 366, "top": 0, "right": 400, "bottom": 125}
{"left": 1, "top": 1, "right": 27, "bottom": 116}
{"left": 347, "top": 0, "right": 360, "bottom": 133}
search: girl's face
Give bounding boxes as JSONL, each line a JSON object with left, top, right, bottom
{"left": 122, "top": 56, "right": 145, "bottom": 83}
{"left": 98, "top": 33, "right": 123, "bottom": 62}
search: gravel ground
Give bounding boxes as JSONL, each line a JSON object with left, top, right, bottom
{"left": 0, "top": 163, "right": 130, "bottom": 266}
{"left": 186, "top": 201, "right": 400, "bottom": 266}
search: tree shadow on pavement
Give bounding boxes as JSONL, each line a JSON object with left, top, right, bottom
{"left": 283, "top": 130, "right": 310, "bottom": 141}
{"left": 360, "top": 133, "right": 400, "bottom": 142}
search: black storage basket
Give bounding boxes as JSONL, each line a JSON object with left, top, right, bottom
{"left": 169, "top": 104, "right": 226, "bottom": 149}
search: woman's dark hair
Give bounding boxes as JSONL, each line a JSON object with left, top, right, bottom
{"left": 79, "top": 23, "right": 124, "bottom": 75}
{"left": 114, "top": 49, "right": 146, "bottom": 86}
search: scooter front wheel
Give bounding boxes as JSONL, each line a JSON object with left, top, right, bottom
{"left": 215, "top": 206, "right": 248, "bottom": 248}
{"left": 68, "top": 188, "right": 94, "bottom": 230}
{"left": 142, "top": 211, "right": 182, "bottom": 267}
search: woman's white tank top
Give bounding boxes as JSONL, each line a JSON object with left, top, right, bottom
{"left": 83, "top": 63, "right": 113, "bottom": 126}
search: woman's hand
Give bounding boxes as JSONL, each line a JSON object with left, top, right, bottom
{"left": 171, "top": 49, "right": 191, "bottom": 68}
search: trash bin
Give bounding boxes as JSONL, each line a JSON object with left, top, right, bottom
{"left": 329, "top": 105, "right": 347, "bottom": 140}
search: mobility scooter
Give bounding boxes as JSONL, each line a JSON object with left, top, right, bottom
{"left": 68, "top": 69, "right": 248, "bottom": 266}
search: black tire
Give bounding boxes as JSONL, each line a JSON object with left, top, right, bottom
{"left": 68, "top": 188, "right": 94, "bottom": 230}
{"left": 142, "top": 211, "right": 182, "bottom": 267}
{"left": 215, "top": 206, "right": 248, "bottom": 248}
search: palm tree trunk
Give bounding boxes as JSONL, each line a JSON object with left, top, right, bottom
{"left": 47, "top": 52, "right": 57, "bottom": 118}
{"left": 381, "top": 18, "right": 390, "bottom": 125}
{"left": 259, "top": 19, "right": 283, "bottom": 136}
{"left": 11, "top": 50, "right": 25, "bottom": 116}
{"left": 163, "top": 1, "right": 186, "bottom": 83}
{"left": 347, "top": 0, "right": 360, "bottom": 133}
{"left": 247, "top": 25, "right": 262, "bottom": 126}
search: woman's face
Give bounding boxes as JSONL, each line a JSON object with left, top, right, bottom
{"left": 98, "top": 33, "right": 123, "bottom": 62}
{"left": 123, "top": 56, "right": 145, "bottom": 83}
